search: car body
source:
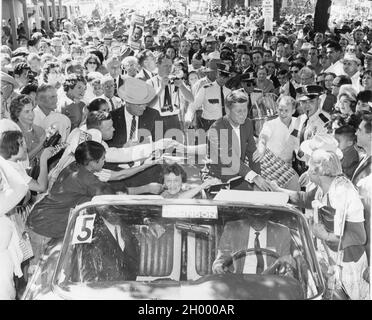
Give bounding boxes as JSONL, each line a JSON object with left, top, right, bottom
{"left": 22, "top": 192, "right": 325, "bottom": 300}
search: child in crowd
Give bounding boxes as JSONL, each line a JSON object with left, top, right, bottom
{"left": 160, "top": 162, "right": 220, "bottom": 199}
{"left": 334, "top": 125, "right": 360, "bottom": 179}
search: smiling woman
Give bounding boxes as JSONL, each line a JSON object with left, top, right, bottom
{"left": 60, "top": 74, "right": 87, "bottom": 130}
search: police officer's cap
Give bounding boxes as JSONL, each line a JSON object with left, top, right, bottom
{"left": 296, "top": 85, "right": 323, "bottom": 101}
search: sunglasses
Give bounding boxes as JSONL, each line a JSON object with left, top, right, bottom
{"left": 87, "top": 61, "right": 97, "bottom": 65}
{"left": 290, "top": 70, "right": 299, "bottom": 73}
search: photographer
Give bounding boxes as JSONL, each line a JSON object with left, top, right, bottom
{"left": 147, "top": 53, "right": 194, "bottom": 133}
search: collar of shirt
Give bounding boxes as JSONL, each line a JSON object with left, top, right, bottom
{"left": 102, "top": 217, "right": 125, "bottom": 251}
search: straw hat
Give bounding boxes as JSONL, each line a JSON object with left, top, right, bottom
{"left": 118, "top": 78, "right": 156, "bottom": 104}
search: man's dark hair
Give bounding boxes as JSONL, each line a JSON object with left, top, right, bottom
{"left": 87, "top": 98, "right": 109, "bottom": 112}
{"left": 251, "top": 50, "right": 263, "bottom": 57}
{"left": 86, "top": 111, "right": 112, "bottom": 130}
{"left": 326, "top": 41, "right": 342, "bottom": 52}
{"left": 161, "top": 162, "right": 187, "bottom": 184}
{"left": 236, "top": 44, "right": 247, "bottom": 51}
{"left": 357, "top": 90, "right": 372, "bottom": 103}
{"left": 13, "top": 62, "right": 31, "bottom": 76}
{"left": 335, "top": 75, "right": 352, "bottom": 87}
{"left": 63, "top": 74, "right": 86, "bottom": 93}
{"left": 75, "top": 140, "right": 106, "bottom": 166}
{"left": 334, "top": 125, "right": 357, "bottom": 143}
{"left": 0, "top": 131, "right": 23, "bottom": 160}
{"left": 20, "top": 83, "right": 38, "bottom": 95}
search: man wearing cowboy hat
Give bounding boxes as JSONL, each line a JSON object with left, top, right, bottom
{"left": 185, "top": 63, "right": 232, "bottom": 131}
{"left": 107, "top": 77, "right": 161, "bottom": 149}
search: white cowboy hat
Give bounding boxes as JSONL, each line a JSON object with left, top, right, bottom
{"left": 300, "top": 134, "right": 343, "bottom": 159}
{"left": 118, "top": 77, "right": 156, "bottom": 104}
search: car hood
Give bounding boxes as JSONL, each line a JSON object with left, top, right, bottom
{"left": 55, "top": 274, "right": 305, "bottom": 300}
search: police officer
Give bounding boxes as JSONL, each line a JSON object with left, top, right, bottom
{"left": 185, "top": 63, "right": 232, "bottom": 132}
{"left": 292, "top": 85, "right": 330, "bottom": 175}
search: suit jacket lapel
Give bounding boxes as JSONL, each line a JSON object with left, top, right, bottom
{"left": 352, "top": 156, "right": 371, "bottom": 183}
{"left": 240, "top": 123, "right": 247, "bottom": 162}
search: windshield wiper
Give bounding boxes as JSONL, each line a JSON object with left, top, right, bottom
{"left": 175, "top": 222, "right": 210, "bottom": 236}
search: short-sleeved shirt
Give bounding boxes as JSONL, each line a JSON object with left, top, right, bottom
{"left": 27, "top": 162, "right": 114, "bottom": 238}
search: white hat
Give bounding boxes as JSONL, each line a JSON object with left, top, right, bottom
{"left": 300, "top": 134, "right": 343, "bottom": 159}
{"left": 342, "top": 53, "right": 361, "bottom": 65}
{"left": 118, "top": 78, "right": 156, "bottom": 104}
{"left": 0, "top": 119, "right": 21, "bottom": 135}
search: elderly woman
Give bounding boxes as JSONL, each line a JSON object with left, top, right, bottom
{"left": 271, "top": 149, "right": 368, "bottom": 299}
{"left": 121, "top": 56, "right": 139, "bottom": 78}
{"left": 9, "top": 95, "right": 45, "bottom": 160}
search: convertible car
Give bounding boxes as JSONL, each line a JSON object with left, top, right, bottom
{"left": 22, "top": 192, "right": 325, "bottom": 300}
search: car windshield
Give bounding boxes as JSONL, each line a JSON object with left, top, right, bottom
{"left": 53, "top": 200, "right": 324, "bottom": 299}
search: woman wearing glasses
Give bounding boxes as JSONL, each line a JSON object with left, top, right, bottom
{"left": 83, "top": 54, "right": 101, "bottom": 75}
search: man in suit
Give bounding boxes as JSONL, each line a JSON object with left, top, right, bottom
{"left": 106, "top": 78, "right": 161, "bottom": 148}
{"left": 77, "top": 209, "right": 139, "bottom": 282}
{"left": 105, "top": 78, "right": 175, "bottom": 188}
{"left": 212, "top": 214, "right": 293, "bottom": 275}
{"left": 106, "top": 56, "right": 125, "bottom": 97}
{"left": 205, "top": 89, "right": 273, "bottom": 191}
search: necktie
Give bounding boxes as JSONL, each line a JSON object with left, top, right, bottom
{"left": 114, "top": 78, "right": 118, "bottom": 96}
{"left": 220, "top": 86, "right": 226, "bottom": 116}
{"left": 129, "top": 115, "right": 136, "bottom": 140}
{"left": 164, "top": 85, "right": 172, "bottom": 111}
{"left": 298, "top": 116, "right": 309, "bottom": 158}
{"left": 114, "top": 225, "right": 125, "bottom": 251}
{"left": 254, "top": 231, "right": 264, "bottom": 274}
{"left": 109, "top": 98, "right": 115, "bottom": 111}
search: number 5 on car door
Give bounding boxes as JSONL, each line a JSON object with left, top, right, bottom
{"left": 72, "top": 214, "right": 96, "bottom": 245}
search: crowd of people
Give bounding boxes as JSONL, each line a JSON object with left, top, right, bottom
{"left": 0, "top": 5, "right": 371, "bottom": 300}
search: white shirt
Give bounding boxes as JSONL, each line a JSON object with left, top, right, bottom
{"left": 242, "top": 226, "right": 268, "bottom": 274}
{"left": 102, "top": 218, "right": 125, "bottom": 251}
{"left": 230, "top": 121, "right": 258, "bottom": 183}
{"left": 260, "top": 117, "right": 298, "bottom": 163}
{"left": 147, "top": 76, "right": 182, "bottom": 117}
{"left": 6, "top": 161, "right": 32, "bottom": 185}
{"left": 185, "top": 82, "right": 231, "bottom": 122}
{"left": 325, "top": 60, "right": 347, "bottom": 77}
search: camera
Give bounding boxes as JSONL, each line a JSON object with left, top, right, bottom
{"left": 161, "top": 105, "right": 173, "bottom": 113}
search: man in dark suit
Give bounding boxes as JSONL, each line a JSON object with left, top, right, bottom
{"left": 205, "top": 89, "right": 273, "bottom": 191}
{"left": 104, "top": 78, "right": 166, "bottom": 187}
{"left": 77, "top": 210, "right": 139, "bottom": 282}
{"left": 212, "top": 214, "right": 293, "bottom": 275}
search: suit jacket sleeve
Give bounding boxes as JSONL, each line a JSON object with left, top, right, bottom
{"left": 244, "top": 119, "right": 261, "bottom": 176}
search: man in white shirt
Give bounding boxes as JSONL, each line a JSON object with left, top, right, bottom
{"left": 325, "top": 41, "right": 347, "bottom": 77}
{"left": 147, "top": 52, "right": 194, "bottom": 133}
{"left": 33, "top": 84, "right": 71, "bottom": 143}
{"left": 212, "top": 214, "right": 292, "bottom": 275}
{"left": 101, "top": 75, "right": 122, "bottom": 111}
